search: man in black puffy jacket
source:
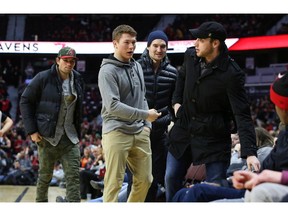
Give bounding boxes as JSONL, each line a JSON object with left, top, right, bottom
{"left": 20, "top": 47, "right": 84, "bottom": 202}
{"left": 127, "top": 30, "right": 177, "bottom": 202}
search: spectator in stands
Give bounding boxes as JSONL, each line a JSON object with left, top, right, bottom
{"left": 229, "top": 133, "right": 243, "bottom": 165}
{"left": 3, "top": 158, "right": 34, "bottom": 185}
{"left": 0, "top": 110, "right": 13, "bottom": 181}
{"left": 0, "top": 109, "right": 13, "bottom": 155}
{"left": 1, "top": 60, "right": 21, "bottom": 121}
{"left": 0, "top": 134, "right": 12, "bottom": 159}
{"left": 0, "top": 149, "right": 12, "bottom": 183}
{"left": 0, "top": 76, "right": 8, "bottom": 97}
{"left": 0, "top": 110, "right": 13, "bottom": 139}
{"left": 165, "top": 21, "right": 260, "bottom": 201}
{"left": 80, "top": 146, "right": 92, "bottom": 169}
{"left": 233, "top": 169, "right": 288, "bottom": 202}
{"left": 227, "top": 127, "right": 274, "bottom": 177}
{"left": 80, "top": 145, "right": 105, "bottom": 200}
{"left": 24, "top": 62, "right": 35, "bottom": 80}
{"left": 127, "top": 30, "right": 177, "bottom": 202}
{"left": 89, "top": 172, "right": 129, "bottom": 203}
{"left": 98, "top": 24, "right": 161, "bottom": 202}
{"left": 50, "top": 161, "right": 65, "bottom": 187}
{"left": 233, "top": 70, "right": 288, "bottom": 202}
{"left": 19, "top": 46, "right": 84, "bottom": 202}
{"left": 12, "top": 134, "right": 24, "bottom": 155}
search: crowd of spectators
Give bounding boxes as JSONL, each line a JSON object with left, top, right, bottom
{"left": 0, "top": 14, "right": 288, "bottom": 42}
{"left": 23, "top": 14, "right": 160, "bottom": 42}
{"left": 164, "top": 14, "right": 286, "bottom": 41}
{"left": 2, "top": 14, "right": 286, "bottom": 42}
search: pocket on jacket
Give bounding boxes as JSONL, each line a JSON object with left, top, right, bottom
{"left": 167, "top": 125, "right": 190, "bottom": 145}
{"left": 37, "top": 114, "right": 54, "bottom": 137}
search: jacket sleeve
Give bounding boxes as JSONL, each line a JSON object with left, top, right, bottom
{"left": 226, "top": 64, "right": 257, "bottom": 158}
{"left": 281, "top": 170, "right": 288, "bottom": 185}
{"left": 172, "top": 56, "right": 186, "bottom": 106}
{"left": 19, "top": 73, "right": 42, "bottom": 135}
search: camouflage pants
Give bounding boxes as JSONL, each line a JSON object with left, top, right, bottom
{"left": 36, "top": 134, "right": 80, "bottom": 202}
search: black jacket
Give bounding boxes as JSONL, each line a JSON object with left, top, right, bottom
{"left": 20, "top": 64, "right": 84, "bottom": 138}
{"left": 262, "top": 128, "right": 288, "bottom": 171}
{"left": 137, "top": 49, "right": 177, "bottom": 134}
{"left": 168, "top": 46, "right": 257, "bottom": 164}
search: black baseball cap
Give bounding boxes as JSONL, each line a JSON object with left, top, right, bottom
{"left": 189, "top": 21, "right": 227, "bottom": 41}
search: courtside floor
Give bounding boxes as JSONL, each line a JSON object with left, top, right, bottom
{"left": 0, "top": 185, "right": 282, "bottom": 216}
{"left": 0, "top": 185, "right": 66, "bottom": 202}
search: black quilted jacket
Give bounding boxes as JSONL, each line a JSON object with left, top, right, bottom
{"left": 20, "top": 63, "right": 84, "bottom": 138}
{"left": 137, "top": 49, "right": 177, "bottom": 134}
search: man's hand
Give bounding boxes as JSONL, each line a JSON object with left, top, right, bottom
{"left": 173, "top": 103, "right": 181, "bottom": 117}
{"left": 146, "top": 109, "right": 161, "bottom": 122}
{"left": 30, "top": 132, "right": 42, "bottom": 143}
{"left": 246, "top": 155, "right": 260, "bottom": 173}
{"left": 232, "top": 170, "right": 257, "bottom": 190}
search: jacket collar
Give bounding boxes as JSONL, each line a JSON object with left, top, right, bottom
{"left": 194, "top": 44, "right": 230, "bottom": 72}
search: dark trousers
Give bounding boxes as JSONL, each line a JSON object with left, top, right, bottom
{"left": 165, "top": 150, "right": 230, "bottom": 202}
{"left": 172, "top": 183, "right": 245, "bottom": 202}
{"left": 80, "top": 169, "right": 102, "bottom": 199}
{"left": 146, "top": 132, "right": 168, "bottom": 201}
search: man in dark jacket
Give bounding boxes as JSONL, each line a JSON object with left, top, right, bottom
{"left": 20, "top": 47, "right": 84, "bottom": 202}
{"left": 129, "top": 30, "right": 177, "bottom": 201}
{"left": 165, "top": 21, "right": 260, "bottom": 201}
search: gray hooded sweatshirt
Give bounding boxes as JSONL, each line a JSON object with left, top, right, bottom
{"left": 98, "top": 56, "right": 151, "bottom": 135}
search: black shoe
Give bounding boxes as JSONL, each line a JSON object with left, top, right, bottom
{"left": 90, "top": 180, "right": 104, "bottom": 190}
{"left": 56, "top": 196, "right": 67, "bottom": 202}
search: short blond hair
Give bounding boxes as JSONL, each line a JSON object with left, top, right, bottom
{"left": 112, "top": 24, "right": 137, "bottom": 41}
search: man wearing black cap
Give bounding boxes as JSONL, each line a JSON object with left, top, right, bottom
{"left": 165, "top": 21, "right": 260, "bottom": 201}
{"left": 127, "top": 30, "right": 177, "bottom": 201}
{"left": 20, "top": 46, "right": 84, "bottom": 202}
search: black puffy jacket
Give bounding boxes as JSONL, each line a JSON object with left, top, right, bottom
{"left": 137, "top": 49, "right": 177, "bottom": 134}
{"left": 20, "top": 63, "right": 84, "bottom": 138}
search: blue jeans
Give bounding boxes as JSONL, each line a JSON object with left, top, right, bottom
{"left": 165, "top": 152, "right": 230, "bottom": 202}
{"left": 165, "top": 152, "right": 191, "bottom": 202}
{"left": 172, "top": 183, "right": 245, "bottom": 202}
{"left": 205, "top": 160, "right": 230, "bottom": 183}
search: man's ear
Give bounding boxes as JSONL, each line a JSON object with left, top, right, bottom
{"left": 55, "top": 57, "right": 60, "bottom": 64}
{"left": 113, "top": 40, "right": 118, "bottom": 49}
{"left": 213, "top": 39, "right": 220, "bottom": 49}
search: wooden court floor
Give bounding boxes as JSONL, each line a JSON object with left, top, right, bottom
{"left": 0, "top": 185, "right": 66, "bottom": 202}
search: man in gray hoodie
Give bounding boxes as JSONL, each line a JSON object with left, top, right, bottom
{"left": 98, "top": 24, "right": 161, "bottom": 202}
